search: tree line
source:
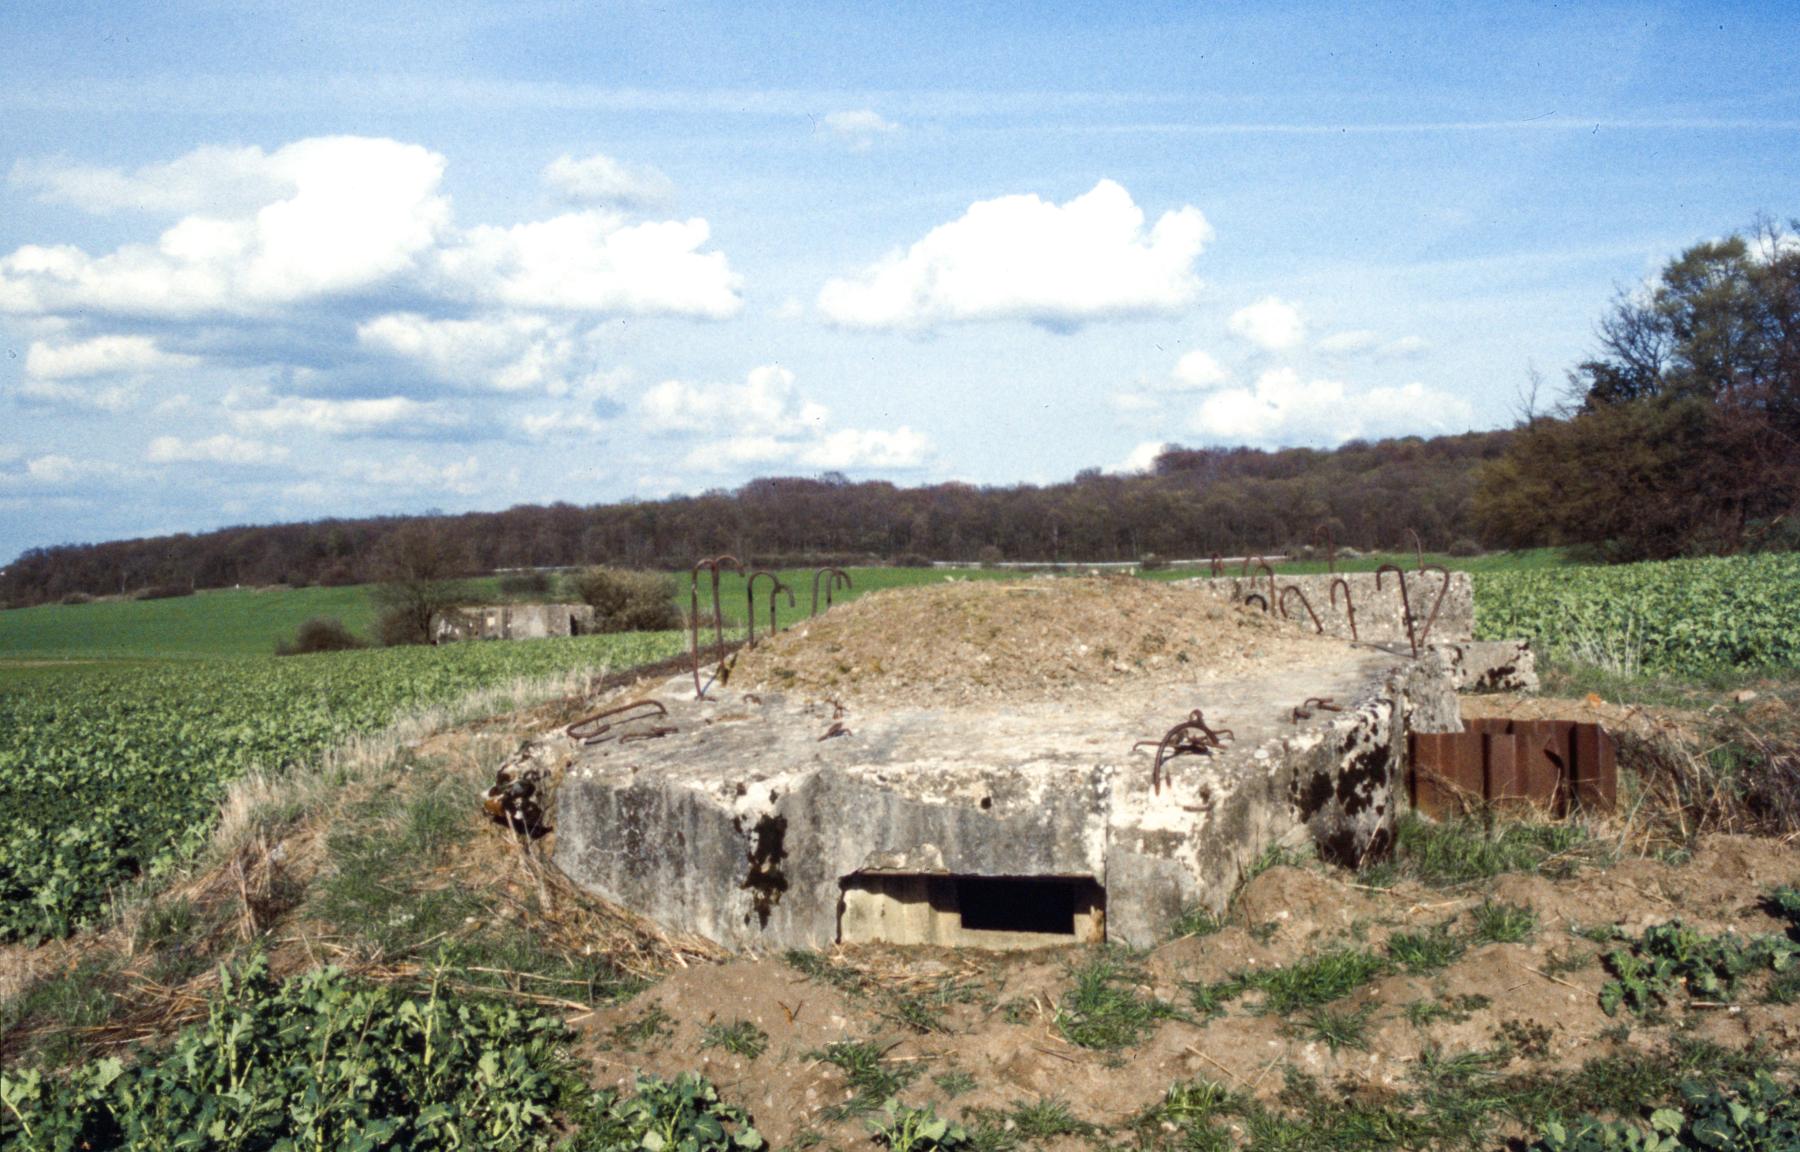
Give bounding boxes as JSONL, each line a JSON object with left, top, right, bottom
{"left": 2, "top": 431, "right": 1509, "bottom": 606}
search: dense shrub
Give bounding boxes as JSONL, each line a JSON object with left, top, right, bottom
{"left": 317, "top": 561, "right": 360, "bottom": 587}
{"left": 977, "top": 545, "right": 1005, "bottom": 568}
{"left": 134, "top": 584, "right": 193, "bottom": 601}
{"left": 275, "top": 616, "right": 368, "bottom": 656}
{"left": 570, "top": 567, "right": 680, "bottom": 633}
{"left": 888, "top": 552, "right": 936, "bottom": 568}
{"left": 58, "top": 592, "right": 94, "bottom": 605}
{"left": 499, "top": 570, "right": 553, "bottom": 595}
{"left": 376, "top": 605, "right": 432, "bottom": 647}
{"left": 1138, "top": 553, "right": 1169, "bottom": 571}
{"left": 1448, "top": 537, "right": 1483, "bottom": 557}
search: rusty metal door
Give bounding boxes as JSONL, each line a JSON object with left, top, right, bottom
{"left": 1409, "top": 719, "right": 1615, "bottom": 817}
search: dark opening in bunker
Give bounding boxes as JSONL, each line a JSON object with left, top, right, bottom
{"left": 956, "top": 877, "right": 1076, "bottom": 935}
{"left": 838, "top": 873, "right": 1105, "bottom": 948}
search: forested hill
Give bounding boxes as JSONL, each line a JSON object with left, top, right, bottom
{"left": 0, "top": 432, "right": 1513, "bottom": 606}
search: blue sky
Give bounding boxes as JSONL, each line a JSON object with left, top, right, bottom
{"left": 2, "top": 1, "right": 1797, "bottom": 563}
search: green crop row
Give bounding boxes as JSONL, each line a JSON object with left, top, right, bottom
{"left": 0, "top": 633, "right": 683, "bottom": 942}
{"left": 1474, "top": 553, "right": 1800, "bottom": 674}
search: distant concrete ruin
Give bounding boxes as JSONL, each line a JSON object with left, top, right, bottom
{"left": 504, "top": 578, "right": 1535, "bottom": 951}
{"left": 433, "top": 602, "right": 594, "bottom": 644}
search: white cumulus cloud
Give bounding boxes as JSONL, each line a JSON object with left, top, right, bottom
{"left": 822, "top": 109, "right": 901, "bottom": 150}
{"left": 357, "top": 312, "right": 624, "bottom": 396}
{"left": 339, "top": 453, "right": 480, "bottom": 494}
{"left": 542, "top": 152, "right": 674, "bottom": 210}
{"left": 1316, "top": 329, "right": 1380, "bottom": 356}
{"left": 1110, "top": 440, "right": 1171, "bottom": 474}
{"left": 644, "top": 365, "right": 932, "bottom": 474}
{"left": 229, "top": 394, "right": 462, "bottom": 437}
{"left": 436, "top": 211, "right": 741, "bottom": 318}
{"left": 817, "top": 179, "right": 1212, "bottom": 331}
{"left": 11, "top": 146, "right": 292, "bottom": 216}
{"left": 25, "top": 334, "right": 194, "bottom": 379}
{"left": 147, "top": 434, "right": 288, "bottom": 465}
{"left": 1167, "top": 349, "right": 1231, "bottom": 390}
{"left": 1228, "top": 296, "right": 1306, "bottom": 351}
{"left": 0, "top": 137, "right": 451, "bottom": 318}
{"left": 1187, "top": 367, "right": 1473, "bottom": 446}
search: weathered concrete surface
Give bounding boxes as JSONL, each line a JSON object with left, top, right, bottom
{"left": 1182, "top": 571, "right": 1473, "bottom": 648}
{"left": 537, "top": 638, "right": 1463, "bottom": 951}
{"left": 434, "top": 602, "right": 595, "bottom": 643}
{"left": 1433, "top": 639, "right": 1537, "bottom": 694}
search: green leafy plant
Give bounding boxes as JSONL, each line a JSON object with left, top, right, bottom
{"left": 1598, "top": 921, "right": 1796, "bottom": 1016}
{"left": 578, "top": 1074, "right": 764, "bottom": 1152}
{"left": 866, "top": 1099, "right": 968, "bottom": 1152}
{"left": 1, "top": 956, "right": 579, "bottom": 1152}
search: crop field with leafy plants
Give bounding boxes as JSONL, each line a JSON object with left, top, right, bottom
{"left": 0, "top": 632, "right": 683, "bottom": 942}
{"left": 1474, "top": 552, "right": 1800, "bottom": 674}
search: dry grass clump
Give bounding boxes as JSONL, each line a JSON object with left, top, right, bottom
{"left": 1612, "top": 692, "right": 1800, "bottom": 851}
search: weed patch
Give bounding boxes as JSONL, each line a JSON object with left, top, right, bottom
{"left": 1054, "top": 951, "right": 1177, "bottom": 1050}
{"left": 1470, "top": 898, "right": 1539, "bottom": 945}
{"left": 699, "top": 1019, "right": 768, "bottom": 1061}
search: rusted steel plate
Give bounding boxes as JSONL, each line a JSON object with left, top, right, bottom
{"left": 1408, "top": 718, "right": 1615, "bottom": 818}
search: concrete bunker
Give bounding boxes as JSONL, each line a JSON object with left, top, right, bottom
{"left": 510, "top": 577, "right": 1533, "bottom": 950}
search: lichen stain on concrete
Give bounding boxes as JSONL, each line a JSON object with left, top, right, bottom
{"left": 742, "top": 813, "right": 789, "bottom": 928}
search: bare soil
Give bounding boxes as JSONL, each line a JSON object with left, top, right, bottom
{"left": 728, "top": 576, "right": 1327, "bottom": 707}
{"left": 576, "top": 838, "right": 1800, "bottom": 1148}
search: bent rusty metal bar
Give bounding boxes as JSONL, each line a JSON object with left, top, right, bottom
{"left": 566, "top": 698, "right": 668, "bottom": 745}
{"left": 1291, "top": 696, "right": 1343, "bottom": 722}
{"left": 1132, "top": 709, "right": 1234, "bottom": 794}
{"left": 618, "top": 726, "right": 678, "bottom": 745}
{"left": 1210, "top": 553, "right": 1225, "bottom": 577}
{"left": 1314, "top": 524, "right": 1337, "bottom": 574}
{"left": 811, "top": 566, "right": 852, "bottom": 615}
{"left": 1254, "top": 561, "right": 1277, "bottom": 611}
{"left": 691, "top": 555, "right": 744, "bottom": 698}
{"left": 1329, "top": 577, "right": 1358, "bottom": 641}
{"left": 767, "top": 578, "right": 796, "bottom": 639}
{"left": 1375, "top": 563, "right": 1418, "bottom": 657}
{"left": 1279, "top": 585, "right": 1324, "bottom": 633}
{"left": 1415, "top": 564, "right": 1453, "bottom": 649}
{"left": 745, "top": 570, "right": 780, "bottom": 646}
{"left": 1407, "top": 528, "right": 1424, "bottom": 572}
{"left": 1243, "top": 592, "right": 1268, "bottom": 613}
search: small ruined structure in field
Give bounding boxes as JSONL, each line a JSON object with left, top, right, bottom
{"left": 433, "top": 602, "right": 594, "bottom": 643}
{"left": 506, "top": 574, "right": 1543, "bottom": 951}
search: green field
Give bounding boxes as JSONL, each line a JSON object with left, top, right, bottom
{"left": 0, "top": 633, "right": 684, "bottom": 941}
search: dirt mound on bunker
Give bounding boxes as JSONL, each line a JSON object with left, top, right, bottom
{"left": 727, "top": 576, "right": 1324, "bottom": 706}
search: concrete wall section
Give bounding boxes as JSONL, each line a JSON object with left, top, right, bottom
{"left": 434, "top": 602, "right": 596, "bottom": 643}
{"left": 544, "top": 637, "right": 1459, "bottom": 951}
{"left": 1182, "top": 570, "right": 1473, "bottom": 648}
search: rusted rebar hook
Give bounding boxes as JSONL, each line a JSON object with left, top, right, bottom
{"left": 1278, "top": 585, "right": 1324, "bottom": 634}
{"left": 1133, "top": 709, "right": 1235, "bottom": 795}
{"left": 1375, "top": 563, "right": 1418, "bottom": 657}
{"left": 566, "top": 698, "right": 669, "bottom": 745}
{"left": 1209, "top": 553, "right": 1226, "bottom": 578}
{"left": 745, "top": 571, "right": 795, "bottom": 646}
{"left": 1407, "top": 528, "right": 1424, "bottom": 573}
{"left": 1329, "top": 577, "right": 1358, "bottom": 641}
{"left": 810, "top": 567, "right": 852, "bottom": 616}
{"left": 691, "top": 555, "right": 744, "bottom": 699}
{"left": 1415, "top": 564, "right": 1452, "bottom": 649}
{"left": 1254, "top": 560, "right": 1277, "bottom": 613}
{"left": 1291, "top": 697, "right": 1343, "bottom": 723}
